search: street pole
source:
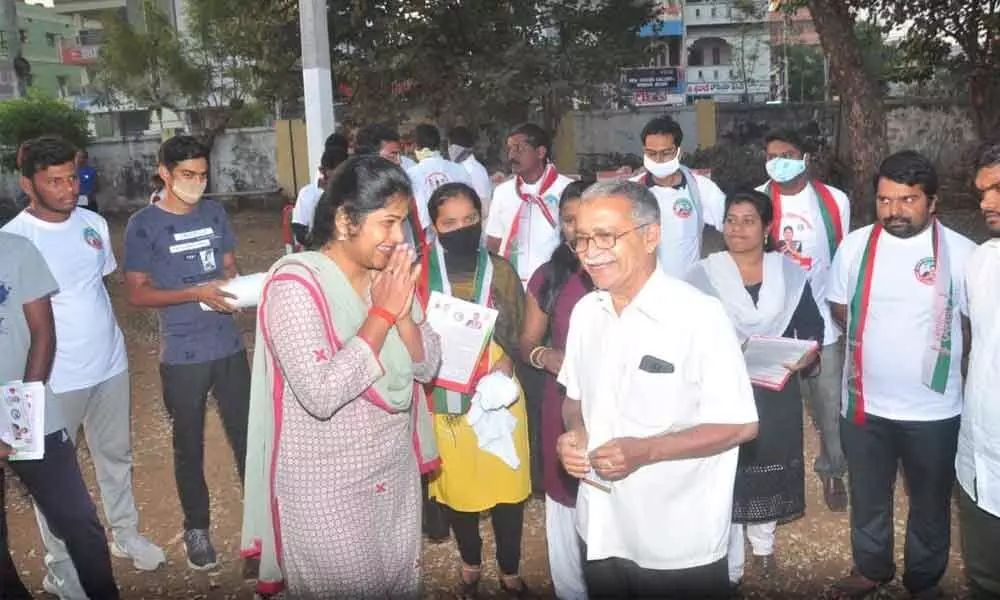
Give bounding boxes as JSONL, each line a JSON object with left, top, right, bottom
{"left": 2, "top": 0, "right": 24, "bottom": 97}
{"left": 299, "top": 0, "right": 336, "bottom": 184}
{"left": 782, "top": 13, "right": 790, "bottom": 103}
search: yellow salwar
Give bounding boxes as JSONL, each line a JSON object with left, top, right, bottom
{"left": 426, "top": 253, "right": 531, "bottom": 513}
{"left": 428, "top": 342, "right": 532, "bottom": 512}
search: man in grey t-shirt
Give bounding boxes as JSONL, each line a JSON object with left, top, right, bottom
{"left": 123, "top": 136, "right": 250, "bottom": 571}
{"left": 0, "top": 232, "right": 120, "bottom": 599}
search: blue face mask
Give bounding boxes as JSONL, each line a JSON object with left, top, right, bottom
{"left": 766, "top": 157, "right": 808, "bottom": 183}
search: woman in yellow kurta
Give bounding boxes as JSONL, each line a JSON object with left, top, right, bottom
{"left": 419, "top": 182, "right": 532, "bottom": 599}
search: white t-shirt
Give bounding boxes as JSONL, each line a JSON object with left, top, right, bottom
{"left": 486, "top": 172, "right": 573, "bottom": 284}
{"left": 460, "top": 155, "right": 493, "bottom": 214}
{"left": 957, "top": 240, "right": 1000, "bottom": 517}
{"left": 827, "top": 223, "right": 975, "bottom": 421}
{"left": 291, "top": 183, "right": 323, "bottom": 231}
{"left": 405, "top": 153, "right": 472, "bottom": 233}
{"left": 400, "top": 155, "right": 416, "bottom": 171}
{"left": 755, "top": 181, "right": 850, "bottom": 345}
{"left": 558, "top": 269, "right": 757, "bottom": 570}
{"left": 2, "top": 209, "right": 128, "bottom": 393}
{"left": 631, "top": 172, "right": 726, "bottom": 279}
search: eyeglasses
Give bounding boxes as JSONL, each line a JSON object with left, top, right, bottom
{"left": 569, "top": 224, "right": 649, "bottom": 253}
{"left": 643, "top": 148, "right": 679, "bottom": 161}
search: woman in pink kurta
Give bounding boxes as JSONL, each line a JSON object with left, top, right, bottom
{"left": 241, "top": 156, "right": 442, "bottom": 599}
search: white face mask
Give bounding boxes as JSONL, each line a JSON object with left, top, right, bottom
{"left": 172, "top": 179, "right": 207, "bottom": 205}
{"left": 643, "top": 152, "right": 681, "bottom": 179}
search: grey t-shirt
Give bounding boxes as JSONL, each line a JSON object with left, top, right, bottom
{"left": 123, "top": 200, "right": 244, "bottom": 365}
{"left": 0, "top": 232, "right": 65, "bottom": 434}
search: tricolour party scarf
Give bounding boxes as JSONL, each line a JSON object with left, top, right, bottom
{"left": 501, "top": 163, "right": 559, "bottom": 273}
{"left": 766, "top": 180, "right": 843, "bottom": 259}
{"left": 845, "top": 220, "right": 954, "bottom": 423}
{"left": 420, "top": 237, "right": 495, "bottom": 414}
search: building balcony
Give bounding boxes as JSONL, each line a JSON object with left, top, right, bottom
{"left": 685, "top": 0, "right": 768, "bottom": 27}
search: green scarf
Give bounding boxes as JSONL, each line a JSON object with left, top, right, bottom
{"left": 240, "top": 251, "right": 438, "bottom": 595}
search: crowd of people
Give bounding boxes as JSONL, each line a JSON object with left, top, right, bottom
{"left": 0, "top": 115, "right": 998, "bottom": 600}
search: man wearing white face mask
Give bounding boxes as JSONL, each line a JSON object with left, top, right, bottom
{"left": 123, "top": 136, "right": 251, "bottom": 572}
{"left": 629, "top": 116, "right": 727, "bottom": 278}
{"left": 755, "top": 129, "right": 851, "bottom": 513}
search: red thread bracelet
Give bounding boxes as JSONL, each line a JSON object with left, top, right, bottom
{"left": 369, "top": 306, "right": 397, "bottom": 325}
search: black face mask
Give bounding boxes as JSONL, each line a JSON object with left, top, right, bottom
{"left": 438, "top": 223, "right": 482, "bottom": 256}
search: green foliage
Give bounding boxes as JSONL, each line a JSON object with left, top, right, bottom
{"left": 0, "top": 91, "right": 90, "bottom": 172}
{"left": 774, "top": 43, "right": 826, "bottom": 102}
{"left": 95, "top": 0, "right": 264, "bottom": 144}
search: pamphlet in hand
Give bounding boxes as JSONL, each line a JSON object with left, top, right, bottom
{"left": 425, "top": 291, "right": 499, "bottom": 394}
{"left": 1, "top": 381, "right": 46, "bottom": 461}
{"left": 583, "top": 468, "right": 613, "bottom": 494}
{"left": 199, "top": 272, "right": 267, "bottom": 311}
{"left": 742, "top": 335, "right": 820, "bottom": 391}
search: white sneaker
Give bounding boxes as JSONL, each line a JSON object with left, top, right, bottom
{"left": 111, "top": 534, "right": 166, "bottom": 571}
{"left": 42, "top": 570, "right": 87, "bottom": 600}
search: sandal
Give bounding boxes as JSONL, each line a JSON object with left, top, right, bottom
{"left": 456, "top": 564, "right": 481, "bottom": 600}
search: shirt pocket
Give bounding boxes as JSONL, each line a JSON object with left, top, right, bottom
{"left": 621, "top": 365, "right": 690, "bottom": 433}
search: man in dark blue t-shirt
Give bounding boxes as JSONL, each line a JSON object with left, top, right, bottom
{"left": 123, "top": 136, "right": 249, "bottom": 572}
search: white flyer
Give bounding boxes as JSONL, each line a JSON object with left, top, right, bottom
{"left": 425, "top": 291, "right": 498, "bottom": 393}
{"left": 743, "top": 335, "right": 819, "bottom": 391}
{"left": 1, "top": 380, "right": 46, "bottom": 461}
{"left": 199, "top": 272, "right": 267, "bottom": 311}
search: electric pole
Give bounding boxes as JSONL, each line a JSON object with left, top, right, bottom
{"left": 298, "top": 0, "right": 336, "bottom": 183}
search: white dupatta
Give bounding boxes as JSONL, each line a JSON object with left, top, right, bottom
{"left": 687, "top": 251, "right": 809, "bottom": 343}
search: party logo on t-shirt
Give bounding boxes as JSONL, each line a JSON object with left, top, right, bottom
{"left": 83, "top": 227, "right": 103, "bottom": 251}
{"left": 424, "top": 172, "right": 449, "bottom": 189}
{"left": 673, "top": 198, "right": 694, "bottom": 219}
{"left": 914, "top": 257, "right": 936, "bottom": 285}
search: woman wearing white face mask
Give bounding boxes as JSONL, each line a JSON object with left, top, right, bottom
{"left": 629, "top": 115, "right": 728, "bottom": 279}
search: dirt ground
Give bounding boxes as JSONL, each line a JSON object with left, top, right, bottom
{"left": 4, "top": 207, "right": 975, "bottom": 599}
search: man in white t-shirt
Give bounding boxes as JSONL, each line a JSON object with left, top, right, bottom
{"left": 2, "top": 136, "right": 165, "bottom": 597}
{"left": 957, "top": 141, "right": 1000, "bottom": 599}
{"left": 557, "top": 180, "right": 758, "bottom": 597}
{"left": 755, "top": 128, "right": 852, "bottom": 512}
{"left": 629, "top": 116, "right": 726, "bottom": 279}
{"left": 486, "top": 123, "right": 574, "bottom": 286}
{"left": 448, "top": 125, "right": 493, "bottom": 211}
{"left": 827, "top": 151, "right": 975, "bottom": 599}
{"left": 290, "top": 146, "right": 347, "bottom": 248}
{"left": 405, "top": 123, "right": 471, "bottom": 246}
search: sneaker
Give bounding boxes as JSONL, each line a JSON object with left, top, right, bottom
{"left": 42, "top": 556, "right": 87, "bottom": 600}
{"left": 111, "top": 534, "right": 166, "bottom": 571}
{"left": 183, "top": 528, "right": 220, "bottom": 571}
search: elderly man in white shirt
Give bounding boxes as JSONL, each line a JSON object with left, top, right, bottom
{"left": 958, "top": 141, "right": 1000, "bottom": 600}
{"left": 556, "top": 180, "right": 758, "bottom": 598}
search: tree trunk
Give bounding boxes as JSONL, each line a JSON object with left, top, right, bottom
{"left": 969, "top": 72, "right": 1000, "bottom": 142}
{"left": 807, "top": 0, "right": 888, "bottom": 229}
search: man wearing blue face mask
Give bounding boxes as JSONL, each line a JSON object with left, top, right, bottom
{"left": 629, "top": 116, "right": 727, "bottom": 278}
{"left": 755, "top": 129, "right": 851, "bottom": 513}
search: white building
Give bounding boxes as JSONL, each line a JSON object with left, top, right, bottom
{"left": 683, "top": 0, "right": 772, "bottom": 103}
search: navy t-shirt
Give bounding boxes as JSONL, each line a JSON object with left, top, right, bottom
{"left": 123, "top": 200, "right": 244, "bottom": 365}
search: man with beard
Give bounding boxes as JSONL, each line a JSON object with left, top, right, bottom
{"left": 827, "top": 151, "right": 975, "bottom": 599}
{"left": 2, "top": 136, "right": 163, "bottom": 598}
{"left": 956, "top": 141, "right": 1000, "bottom": 600}
{"left": 123, "top": 136, "right": 250, "bottom": 572}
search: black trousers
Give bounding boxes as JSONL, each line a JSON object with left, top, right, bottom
{"left": 841, "top": 414, "right": 959, "bottom": 595}
{"left": 959, "top": 487, "right": 1000, "bottom": 599}
{"left": 583, "top": 551, "right": 729, "bottom": 599}
{"left": 4, "top": 432, "right": 120, "bottom": 599}
{"left": 446, "top": 502, "right": 525, "bottom": 575}
{"left": 160, "top": 351, "right": 251, "bottom": 531}
{"left": 514, "top": 361, "right": 545, "bottom": 495}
